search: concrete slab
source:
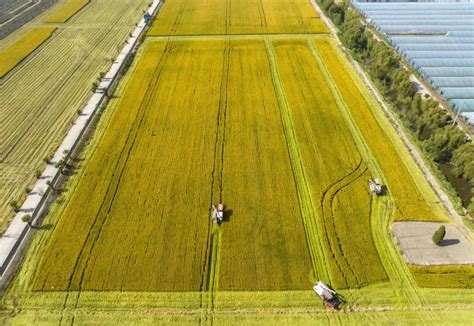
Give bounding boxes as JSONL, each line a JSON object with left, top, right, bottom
{"left": 392, "top": 222, "right": 474, "bottom": 265}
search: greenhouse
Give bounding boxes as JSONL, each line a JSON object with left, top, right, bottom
{"left": 353, "top": 0, "right": 474, "bottom": 124}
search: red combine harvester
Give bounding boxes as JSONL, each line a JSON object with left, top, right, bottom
{"left": 313, "top": 281, "right": 343, "bottom": 310}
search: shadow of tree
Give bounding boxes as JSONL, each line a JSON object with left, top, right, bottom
{"left": 438, "top": 239, "right": 460, "bottom": 247}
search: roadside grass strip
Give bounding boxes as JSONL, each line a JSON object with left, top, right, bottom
{"left": 313, "top": 38, "right": 447, "bottom": 223}
{"left": 0, "top": 27, "right": 56, "bottom": 78}
{"left": 270, "top": 39, "right": 387, "bottom": 289}
{"left": 44, "top": 0, "right": 91, "bottom": 23}
{"left": 219, "top": 40, "right": 313, "bottom": 291}
{"left": 149, "top": 0, "right": 328, "bottom": 36}
{"left": 409, "top": 265, "right": 474, "bottom": 289}
{"left": 33, "top": 40, "right": 226, "bottom": 291}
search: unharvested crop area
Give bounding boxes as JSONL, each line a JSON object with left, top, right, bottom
{"left": 149, "top": 0, "right": 328, "bottom": 35}
{"left": 0, "top": 0, "right": 151, "bottom": 233}
{"left": 2, "top": 0, "right": 471, "bottom": 324}
{"left": 44, "top": 0, "right": 91, "bottom": 23}
{"left": 314, "top": 38, "right": 447, "bottom": 223}
{"left": 34, "top": 40, "right": 316, "bottom": 292}
{"left": 272, "top": 39, "right": 387, "bottom": 288}
{"left": 0, "top": 27, "right": 56, "bottom": 78}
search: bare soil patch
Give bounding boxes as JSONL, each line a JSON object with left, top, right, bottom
{"left": 392, "top": 222, "right": 474, "bottom": 265}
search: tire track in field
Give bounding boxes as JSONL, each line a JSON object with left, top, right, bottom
{"left": 320, "top": 161, "right": 368, "bottom": 287}
{"left": 306, "top": 38, "right": 436, "bottom": 321}
{"left": 256, "top": 0, "right": 267, "bottom": 31}
{"left": 199, "top": 40, "right": 230, "bottom": 326}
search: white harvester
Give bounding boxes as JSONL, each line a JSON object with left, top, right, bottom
{"left": 212, "top": 203, "right": 224, "bottom": 224}
{"left": 368, "top": 178, "right": 383, "bottom": 196}
{"left": 313, "top": 281, "right": 343, "bottom": 310}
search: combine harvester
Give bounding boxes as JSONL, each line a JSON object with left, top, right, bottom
{"left": 212, "top": 203, "right": 224, "bottom": 224}
{"left": 368, "top": 178, "right": 383, "bottom": 196}
{"left": 313, "top": 281, "right": 343, "bottom": 310}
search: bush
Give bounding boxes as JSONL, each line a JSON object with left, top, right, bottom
{"left": 22, "top": 214, "right": 32, "bottom": 225}
{"left": 432, "top": 225, "right": 446, "bottom": 245}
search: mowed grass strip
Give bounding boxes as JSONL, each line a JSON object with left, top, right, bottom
{"left": 314, "top": 38, "right": 445, "bottom": 222}
{"left": 219, "top": 40, "right": 313, "bottom": 290}
{"left": 409, "top": 265, "right": 474, "bottom": 289}
{"left": 148, "top": 0, "right": 328, "bottom": 36}
{"left": 0, "top": 27, "right": 56, "bottom": 78}
{"left": 44, "top": 0, "right": 90, "bottom": 23}
{"left": 34, "top": 40, "right": 226, "bottom": 291}
{"left": 272, "top": 39, "right": 387, "bottom": 288}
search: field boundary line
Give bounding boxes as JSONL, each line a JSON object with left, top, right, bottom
{"left": 264, "top": 37, "right": 330, "bottom": 283}
{"left": 0, "top": 0, "right": 163, "bottom": 290}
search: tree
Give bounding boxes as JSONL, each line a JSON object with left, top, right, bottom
{"left": 22, "top": 214, "right": 32, "bottom": 226}
{"left": 342, "top": 13, "right": 367, "bottom": 51}
{"left": 424, "top": 125, "right": 465, "bottom": 163}
{"left": 452, "top": 143, "right": 474, "bottom": 182}
{"left": 432, "top": 225, "right": 446, "bottom": 245}
{"left": 9, "top": 200, "right": 20, "bottom": 213}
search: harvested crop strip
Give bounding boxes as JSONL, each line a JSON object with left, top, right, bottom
{"left": 44, "top": 0, "right": 90, "bottom": 23}
{"left": 272, "top": 39, "right": 387, "bottom": 289}
{"left": 0, "top": 0, "right": 150, "bottom": 234}
{"left": 0, "top": 27, "right": 56, "bottom": 78}
{"left": 148, "top": 0, "right": 328, "bottom": 36}
{"left": 34, "top": 40, "right": 226, "bottom": 291}
{"left": 314, "top": 38, "right": 447, "bottom": 222}
{"left": 219, "top": 40, "right": 313, "bottom": 290}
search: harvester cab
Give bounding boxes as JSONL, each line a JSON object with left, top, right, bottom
{"left": 368, "top": 178, "right": 383, "bottom": 196}
{"left": 212, "top": 203, "right": 224, "bottom": 224}
{"left": 313, "top": 281, "right": 342, "bottom": 310}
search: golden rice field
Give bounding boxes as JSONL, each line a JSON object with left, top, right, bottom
{"left": 0, "top": 0, "right": 151, "bottom": 234}
{"left": 0, "top": 27, "right": 56, "bottom": 78}
{"left": 149, "top": 0, "right": 329, "bottom": 35}
{"left": 44, "top": 0, "right": 91, "bottom": 23}
{"left": 2, "top": 0, "right": 471, "bottom": 324}
{"left": 314, "top": 38, "right": 447, "bottom": 222}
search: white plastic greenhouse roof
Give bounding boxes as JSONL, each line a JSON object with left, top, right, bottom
{"left": 430, "top": 77, "right": 474, "bottom": 88}
{"left": 391, "top": 37, "right": 474, "bottom": 44}
{"left": 404, "top": 51, "right": 474, "bottom": 59}
{"left": 411, "top": 59, "right": 474, "bottom": 68}
{"left": 352, "top": 0, "right": 474, "bottom": 124}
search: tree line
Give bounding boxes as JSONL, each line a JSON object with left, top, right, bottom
{"left": 317, "top": 0, "right": 473, "bottom": 215}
